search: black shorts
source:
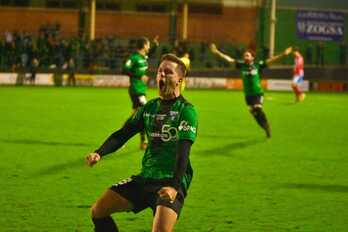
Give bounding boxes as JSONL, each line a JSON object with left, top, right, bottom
{"left": 245, "top": 94, "right": 264, "bottom": 106}
{"left": 110, "top": 176, "right": 185, "bottom": 217}
{"left": 129, "top": 92, "right": 146, "bottom": 109}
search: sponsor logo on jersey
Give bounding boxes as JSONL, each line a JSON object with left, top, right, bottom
{"left": 178, "top": 120, "right": 196, "bottom": 133}
{"left": 242, "top": 69, "right": 258, "bottom": 76}
{"left": 150, "top": 124, "right": 178, "bottom": 141}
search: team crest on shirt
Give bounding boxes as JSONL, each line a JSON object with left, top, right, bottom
{"left": 169, "top": 111, "right": 179, "bottom": 120}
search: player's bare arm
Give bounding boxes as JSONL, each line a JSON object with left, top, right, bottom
{"left": 266, "top": 47, "right": 292, "bottom": 64}
{"left": 210, "top": 43, "right": 236, "bottom": 63}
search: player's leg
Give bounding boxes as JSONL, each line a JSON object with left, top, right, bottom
{"left": 151, "top": 190, "right": 184, "bottom": 232}
{"left": 292, "top": 75, "right": 305, "bottom": 102}
{"left": 246, "top": 95, "right": 271, "bottom": 137}
{"left": 91, "top": 190, "right": 132, "bottom": 232}
{"left": 249, "top": 105, "right": 271, "bottom": 138}
{"left": 152, "top": 206, "right": 178, "bottom": 232}
{"left": 91, "top": 177, "right": 141, "bottom": 232}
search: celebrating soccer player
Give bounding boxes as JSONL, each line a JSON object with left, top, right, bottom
{"left": 290, "top": 47, "right": 306, "bottom": 102}
{"left": 86, "top": 54, "right": 198, "bottom": 232}
{"left": 210, "top": 43, "right": 292, "bottom": 138}
{"left": 123, "top": 36, "right": 157, "bottom": 150}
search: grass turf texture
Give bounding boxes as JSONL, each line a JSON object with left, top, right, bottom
{"left": 0, "top": 86, "right": 347, "bottom": 232}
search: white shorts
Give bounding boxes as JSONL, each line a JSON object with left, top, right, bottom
{"left": 293, "top": 75, "right": 304, "bottom": 85}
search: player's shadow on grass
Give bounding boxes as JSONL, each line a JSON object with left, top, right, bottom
{"left": 281, "top": 102, "right": 297, "bottom": 106}
{"left": 0, "top": 138, "right": 90, "bottom": 147}
{"left": 31, "top": 148, "right": 140, "bottom": 177}
{"left": 278, "top": 183, "right": 348, "bottom": 193}
{"left": 32, "top": 158, "right": 85, "bottom": 177}
{"left": 199, "top": 138, "right": 266, "bottom": 156}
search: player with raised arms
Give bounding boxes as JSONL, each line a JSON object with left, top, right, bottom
{"left": 210, "top": 43, "right": 292, "bottom": 138}
{"left": 86, "top": 53, "right": 198, "bottom": 232}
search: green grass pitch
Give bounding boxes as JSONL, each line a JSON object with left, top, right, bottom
{"left": 0, "top": 86, "right": 347, "bottom": 232}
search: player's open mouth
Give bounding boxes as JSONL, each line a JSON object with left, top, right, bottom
{"left": 159, "top": 79, "right": 165, "bottom": 90}
{"left": 159, "top": 77, "right": 176, "bottom": 99}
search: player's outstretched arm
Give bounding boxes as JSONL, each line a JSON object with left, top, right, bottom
{"left": 210, "top": 43, "right": 236, "bottom": 64}
{"left": 85, "top": 115, "right": 143, "bottom": 167}
{"left": 266, "top": 47, "right": 292, "bottom": 65}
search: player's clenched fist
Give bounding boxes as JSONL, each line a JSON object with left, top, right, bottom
{"left": 86, "top": 153, "right": 101, "bottom": 167}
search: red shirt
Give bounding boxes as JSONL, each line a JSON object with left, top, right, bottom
{"left": 293, "top": 54, "right": 304, "bottom": 76}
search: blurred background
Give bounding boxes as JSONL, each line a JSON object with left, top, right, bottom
{"left": 1, "top": 2, "right": 348, "bottom": 231}
{"left": 0, "top": 0, "right": 348, "bottom": 71}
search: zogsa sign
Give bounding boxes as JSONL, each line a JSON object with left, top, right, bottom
{"left": 296, "top": 10, "right": 344, "bottom": 41}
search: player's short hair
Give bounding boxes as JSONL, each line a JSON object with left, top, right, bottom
{"left": 160, "top": 53, "right": 187, "bottom": 77}
{"left": 136, "top": 37, "right": 150, "bottom": 50}
{"left": 245, "top": 49, "right": 256, "bottom": 58}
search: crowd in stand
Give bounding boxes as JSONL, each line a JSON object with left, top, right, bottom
{"left": 0, "top": 24, "right": 141, "bottom": 72}
{"left": 0, "top": 24, "right": 347, "bottom": 74}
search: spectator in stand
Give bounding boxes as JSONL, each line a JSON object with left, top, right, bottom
{"left": 66, "top": 58, "right": 76, "bottom": 86}
{"left": 29, "top": 57, "right": 39, "bottom": 85}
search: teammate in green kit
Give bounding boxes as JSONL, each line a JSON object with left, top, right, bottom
{"left": 86, "top": 54, "right": 198, "bottom": 232}
{"left": 210, "top": 43, "right": 291, "bottom": 138}
{"left": 123, "top": 36, "right": 158, "bottom": 150}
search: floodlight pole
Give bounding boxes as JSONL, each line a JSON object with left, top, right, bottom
{"left": 182, "top": 0, "right": 189, "bottom": 40}
{"left": 89, "top": 0, "right": 96, "bottom": 41}
{"left": 169, "top": 0, "right": 178, "bottom": 46}
{"left": 269, "top": 0, "right": 276, "bottom": 57}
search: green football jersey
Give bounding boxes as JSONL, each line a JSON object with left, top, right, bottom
{"left": 123, "top": 52, "right": 148, "bottom": 95}
{"left": 236, "top": 60, "right": 267, "bottom": 96}
{"left": 127, "top": 96, "right": 198, "bottom": 192}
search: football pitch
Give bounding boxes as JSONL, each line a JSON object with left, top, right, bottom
{"left": 0, "top": 86, "right": 347, "bottom": 232}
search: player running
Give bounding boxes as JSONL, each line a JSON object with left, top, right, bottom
{"left": 86, "top": 54, "right": 198, "bottom": 232}
{"left": 210, "top": 43, "right": 292, "bottom": 138}
{"left": 290, "top": 47, "right": 306, "bottom": 102}
{"left": 123, "top": 36, "right": 158, "bottom": 150}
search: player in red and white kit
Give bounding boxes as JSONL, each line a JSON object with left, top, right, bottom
{"left": 291, "top": 47, "right": 306, "bottom": 102}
